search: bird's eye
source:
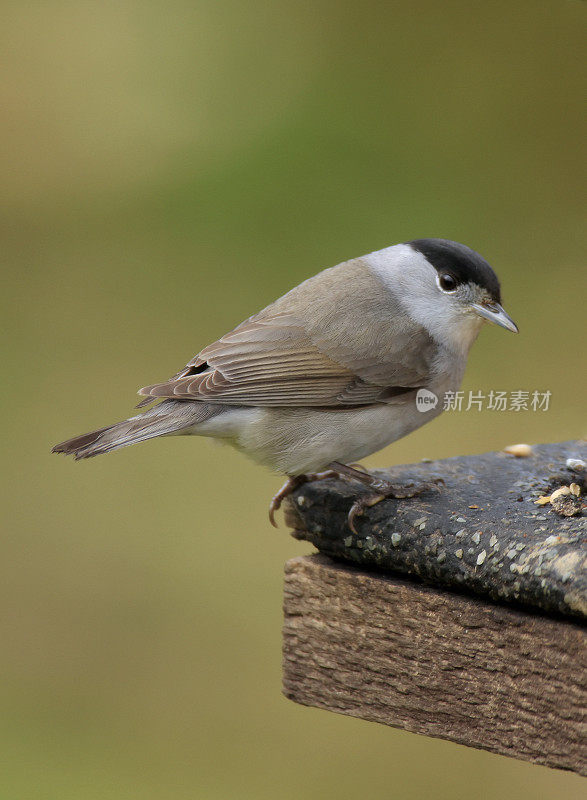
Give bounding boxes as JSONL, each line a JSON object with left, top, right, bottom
{"left": 438, "top": 273, "right": 458, "bottom": 292}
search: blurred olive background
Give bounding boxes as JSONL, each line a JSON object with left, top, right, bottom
{"left": 2, "top": 1, "right": 585, "bottom": 798}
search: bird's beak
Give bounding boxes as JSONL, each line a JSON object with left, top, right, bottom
{"left": 471, "top": 302, "right": 519, "bottom": 333}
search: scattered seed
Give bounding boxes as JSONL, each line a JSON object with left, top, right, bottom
{"left": 503, "top": 443, "right": 533, "bottom": 457}
{"left": 489, "top": 534, "right": 498, "bottom": 548}
{"left": 551, "top": 486, "right": 571, "bottom": 501}
{"left": 468, "top": 505, "right": 479, "bottom": 509}
{"left": 344, "top": 536, "right": 353, "bottom": 547}
{"left": 471, "top": 532, "right": 481, "bottom": 544}
{"left": 476, "top": 550, "right": 487, "bottom": 566}
{"left": 569, "top": 483, "right": 581, "bottom": 497}
{"left": 391, "top": 533, "right": 401, "bottom": 547}
{"left": 437, "top": 550, "right": 446, "bottom": 564}
{"left": 456, "top": 516, "right": 466, "bottom": 523}
{"left": 566, "top": 458, "right": 585, "bottom": 472}
{"left": 413, "top": 517, "right": 427, "bottom": 526}
{"left": 455, "top": 549, "right": 463, "bottom": 559}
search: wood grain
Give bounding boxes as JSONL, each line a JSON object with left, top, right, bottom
{"left": 283, "top": 555, "right": 587, "bottom": 774}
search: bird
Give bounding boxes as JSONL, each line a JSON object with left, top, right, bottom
{"left": 53, "top": 238, "right": 518, "bottom": 531}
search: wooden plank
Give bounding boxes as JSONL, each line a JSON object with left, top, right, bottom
{"left": 283, "top": 555, "right": 587, "bottom": 775}
{"left": 284, "top": 441, "right": 586, "bottom": 620}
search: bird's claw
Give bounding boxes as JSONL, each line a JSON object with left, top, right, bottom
{"left": 348, "top": 493, "right": 386, "bottom": 534}
{"left": 269, "top": 476, "right": 305, "bottom": 528}
{"left": 269, "top": 469, "right": 339, "bottom": 527}
{"left": 347, "top": 478, "right": 442, "bottom": 534}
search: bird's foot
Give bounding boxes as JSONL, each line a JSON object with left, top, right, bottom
{"left": 347, "top": 480, "right": 442, "bottom": 535}
{"left": 269, "top": 470, "right": 339, "bottom": 527}
{"left": 269, "top": 463, "right": 442, "bottom": 533}
{"left": 326, "top": 462, "right": 442, "bottom": 535}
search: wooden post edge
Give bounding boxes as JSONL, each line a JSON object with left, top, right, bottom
{"left": 283, "top": 554, "right": 586, "bottom": 775}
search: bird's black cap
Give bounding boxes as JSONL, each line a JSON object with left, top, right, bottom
{"left": 408, "top": 238, "right": 501, "bottom": 304}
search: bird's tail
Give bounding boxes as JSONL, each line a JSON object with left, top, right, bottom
{"left": 52, "top": 399, "right": 218, "bottom": 460}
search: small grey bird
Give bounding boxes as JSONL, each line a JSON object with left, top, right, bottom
{"left": 53, "top": 238, "right": 518, "bottom": 530}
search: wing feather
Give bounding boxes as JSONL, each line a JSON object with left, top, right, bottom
{"left": 139, "top": 260, "right": 435, "bottom": 407}
{"left": 139, "top": 312, "right": 391, "bottom": 406}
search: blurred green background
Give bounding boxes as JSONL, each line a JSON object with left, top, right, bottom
{"left": 2, "top": 1, "right": 585, "bottom": 798}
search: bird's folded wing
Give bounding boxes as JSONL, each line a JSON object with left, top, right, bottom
{"left": 138, "top": 312, "right": 419, "bottom": 407}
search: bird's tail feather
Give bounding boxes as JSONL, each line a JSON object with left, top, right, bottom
{"left": 52, "top": 399, "right": 218, "bottom": 460}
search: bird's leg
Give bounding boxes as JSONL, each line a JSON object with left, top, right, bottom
{"left": 327, "top": 461, "right": 442, "bottom": 535}
{"left": 270, "top": 463, "right": 441, "bottom": 532}
{"left": 269, "top": 469, "right": 339, "bottom": 527}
